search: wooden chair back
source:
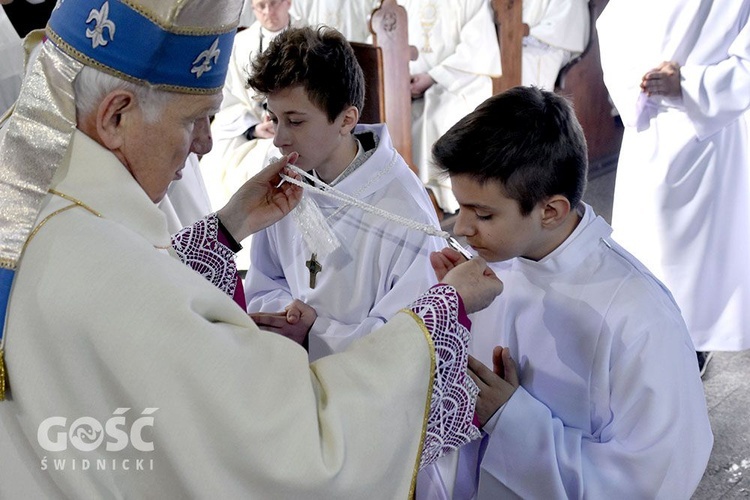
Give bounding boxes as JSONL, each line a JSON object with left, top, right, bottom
{"left": 490, "top": 0, "right": 528, "bottom": 94}
{"left": 353, "top": 0, "right": 416, "bottom": 173}
{"left": 555, "top": 0, "right": 623, "bottom": 174}
{"left": 351, "top": 42, "right": 386, "bottom": 125}
{"left": 488, "top": 0, "right": 623, "bottom": 174}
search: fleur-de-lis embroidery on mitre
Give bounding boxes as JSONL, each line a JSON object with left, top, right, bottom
{"left": 86, "top": 1, "right": 116, "bottom": 49}
{"left": 191, "top": 38, "right": 221, "bottom": 78}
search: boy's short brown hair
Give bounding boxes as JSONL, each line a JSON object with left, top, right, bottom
{"left": 248, "top": 25, "right": 365, "bottom": 122}
{"left": 432, "top": 86, "right": 588, "bottom": 215}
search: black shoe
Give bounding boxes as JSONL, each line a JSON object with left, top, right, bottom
{"left": 697, "top": 351, "right": 713, "bottom": 378}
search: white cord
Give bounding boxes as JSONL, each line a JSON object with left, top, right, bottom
{"left": 282, "top": 165, "right": 450, "bottom": 238}
{"left": 280, "top": 164, "right": 474, "bottom": 259}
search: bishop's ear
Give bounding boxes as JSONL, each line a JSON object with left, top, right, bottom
{"left": 94, "top": 90, "right": 136, "bottom": 150}
{"left": 540, "top": 195, "right": 572, "bottom": 229}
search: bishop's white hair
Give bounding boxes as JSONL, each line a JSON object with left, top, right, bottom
{"left": 73, "top": 65, "right": 175, "bottom": 124}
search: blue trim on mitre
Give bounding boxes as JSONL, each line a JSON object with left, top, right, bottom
{"left": 0, "top": 268, "right": 14, "bottom": 344}
{"left": 47, "top": 0, "right": 236, "bottom": 91}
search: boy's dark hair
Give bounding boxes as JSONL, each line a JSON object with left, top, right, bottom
{"left": 247, "top": 26, "right": 365, "bottom": 123}
{"left": 432, "top": 86, "right": 588, "bottom": 215}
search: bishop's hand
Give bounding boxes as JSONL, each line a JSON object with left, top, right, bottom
{"left": 216, "top": 153, "right": 302, "bottom": 242}
{"left": 440, "top": 255, "right": 503, "bottom": 314}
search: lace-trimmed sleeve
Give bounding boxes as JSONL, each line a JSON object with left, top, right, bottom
{"left": 408, "top": 284, "right": 480, "bottom": 469}
{"left": 171, "top": 213, "right": 238, "bottom": 298}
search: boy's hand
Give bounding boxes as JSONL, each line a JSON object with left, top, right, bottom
{"left": 440, "top": 256, "right": 503, "bottom": 313}
{"left": 468, "top": 346, "right": 519, "bottom": 427}
{"left": 249, "top": 299, "right": 316, "bottom": 346}
{"left": 430, "top": 247, "right": 467, "bottom": 281}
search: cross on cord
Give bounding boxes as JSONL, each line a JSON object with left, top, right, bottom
{"left": 305, "top": 253, "right": 322, "bottom": 289}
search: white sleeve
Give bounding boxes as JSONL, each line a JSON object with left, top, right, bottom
{"left": 526, "top": 0, "right": 590, "bottom": 54}
{"left": 244, "top": 227, "right": 294, "bottom": 313}
{"left": 476, "top": 325, "right": 712, "bottom": 499}
{"left": 680, "top": 18, "right": 750, "bottom": 140}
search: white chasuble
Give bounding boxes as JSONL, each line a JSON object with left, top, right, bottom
{"left": 0, "top": 130, "right": 437, "bottom": 498}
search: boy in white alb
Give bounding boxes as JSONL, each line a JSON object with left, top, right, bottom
{"left": 417, "top": 86, "right": 713, "bottom": 499}
{"left": 244, "top": 26, "right": 443, "bottom": 360}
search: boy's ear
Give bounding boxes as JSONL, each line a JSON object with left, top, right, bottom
{"left": 540, "top": 195, "right": 572, "bottom": 229}
{"left": 339, "top": 105, "right": 359, "bottom": 135}
{"left": 95, "top": 90, "right": 136, "bottom": 150}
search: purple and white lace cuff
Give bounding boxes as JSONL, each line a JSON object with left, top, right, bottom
{"left": 408, "top": 284, "right": 480, "bottom": 469}
{"left": 171, "top": 213, "right": 238, "bottom": 298}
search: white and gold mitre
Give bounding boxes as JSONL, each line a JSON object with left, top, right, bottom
{"left": 0, "top": 0, "right": 244, "bottom": 399}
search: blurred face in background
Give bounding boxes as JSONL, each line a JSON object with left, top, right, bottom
{"left": 252, "top": 0, "right": 291, "bottom": 32}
